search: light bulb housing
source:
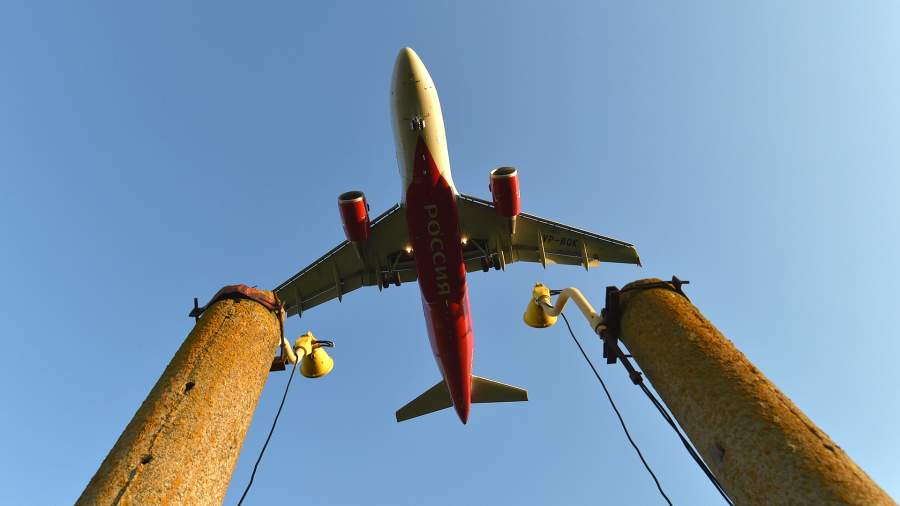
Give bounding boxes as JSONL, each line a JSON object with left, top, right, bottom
{"left": 301, "top": 347, "right": 334, "bottom": 378}
{"left": 524, "top": 283, "right": 557, "bottom": 328}
{"left": 293, "top": 332, "right": 335, "bottom": 378}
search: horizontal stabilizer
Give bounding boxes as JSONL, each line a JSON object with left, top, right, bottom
{"left": 472, "top": 376, "right": 528, "bottom": 404}
{"left": 395, "top": 376, "right": 528, "bottom": 423}
{"left": 396, "top": 380, "right": 452, "bottom": 422}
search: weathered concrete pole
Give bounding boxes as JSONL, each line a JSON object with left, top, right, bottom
{"left": 618, "top": 278, "right": 895, "bottom": 505}
{"left": 78, "top": 286, "right": 282, "bottom": 506}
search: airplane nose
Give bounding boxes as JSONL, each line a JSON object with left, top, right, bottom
{"left": 393, "top": 47, "right": 419, "bottom": 81}
{"left": 396, "top": 47, "right": 418, "bottom": 66}
{"left": 391, "top": 47, "right": 433, "bottom": 125}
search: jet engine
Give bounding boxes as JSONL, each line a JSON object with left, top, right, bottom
{"left": 489, "top": 167, "right": 520, "bottom": 235}
{"left": 338, "top": 190, "right": 370, "bottom": 242}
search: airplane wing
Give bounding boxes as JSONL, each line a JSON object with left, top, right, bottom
{"left": 274, "top": 204, "right": 415, "bottom": 317}
{"left": 456, "top": 194, "right": 640, "bottom": 272}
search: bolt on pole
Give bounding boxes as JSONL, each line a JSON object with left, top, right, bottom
{"left": 77, "top": 286, "right": 282, "bottom": 506}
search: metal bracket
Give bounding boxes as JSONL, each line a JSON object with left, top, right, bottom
{"left": 188, "top": 284, "right": 281, "bottom": 321}
{"left": 619, "top": 275, "right": 691, "bottom": 300}
{"left": 270, "top": 345, "right": 288, "bottom": 372}
{"left": 189, "top": 297, "right": 202, "bottom": 322}
{"left": 600, "top": 286, "right": 621, "bottom": 364}
{"left": 600, "top": 276, "right": 690, "bottom": 365}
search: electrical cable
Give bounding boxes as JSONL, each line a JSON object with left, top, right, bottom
{"left": 236, "top": 354, "right": 300, "bottom": 506}
{"left": 633, "top": 377, "right": 734, "bottom": 505}
{"left": 559, "top": 312, "right": 674, "bottom": 506}
{"left": 557, "top": 300, "right": 734, "bottom": 505}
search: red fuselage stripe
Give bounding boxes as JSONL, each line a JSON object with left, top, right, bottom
{"left": 404, "top": 137, "right": 473, "bottom": 423}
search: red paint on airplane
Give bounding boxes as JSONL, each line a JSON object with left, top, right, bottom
{"left": 404, "top": 137, "right": 474, "bottom": 423}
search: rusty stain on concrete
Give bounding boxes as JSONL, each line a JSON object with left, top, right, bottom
{"left": 77, "top": 293, "right": 281, "bottom": 505}
{"left": 619, "top": 278, "right": 895, "bottom": 505}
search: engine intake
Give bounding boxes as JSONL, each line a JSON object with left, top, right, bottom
{"left": 489, "top": 167, "right": 521, "bottom": 217}
{"left": 338, "top": 190, "right": 370, "bottom": 242}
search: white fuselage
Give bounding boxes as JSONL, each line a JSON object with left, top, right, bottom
{"left": 390, "top": 47, "right": 458, "bottom": 200}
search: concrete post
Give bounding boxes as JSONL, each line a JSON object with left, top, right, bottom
{"left": 77, "top": 289, "right": 282, "bottom": 505}
{"left": 618, "top": 279, "right": 895, "bottom": 505}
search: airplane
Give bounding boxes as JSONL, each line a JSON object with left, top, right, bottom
{"left": 274, "top": 47, "right": 640, "bottom": 424}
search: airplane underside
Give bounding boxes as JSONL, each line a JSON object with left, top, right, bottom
{"left": 273, "top": 47, "right": 640, "bottom": 424}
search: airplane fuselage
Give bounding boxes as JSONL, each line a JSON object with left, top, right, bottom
{"left": 391, "top": 48, "right": 473, "bottom": 423}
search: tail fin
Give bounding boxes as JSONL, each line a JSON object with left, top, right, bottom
{"left": 471, "top": 376, "right": 528, "bottom": 404}
{"left": 395, "top": 376, "right": 528, "bottom": 422}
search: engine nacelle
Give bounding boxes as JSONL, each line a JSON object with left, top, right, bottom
{"left": 489, "top": 167, "right": 521, "bottom": 217}
{"left": 338, "top": 190, "right": 370, "bottom": 242}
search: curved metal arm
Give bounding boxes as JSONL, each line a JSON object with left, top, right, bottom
{"left": 535, "top": 286, "right": 605, "bottom": 334}
{"left": 280, "top": 337, "right": 302, "bottom": 364}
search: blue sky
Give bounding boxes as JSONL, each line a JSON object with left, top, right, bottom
{"left": 2, "top": 2, "right": 899, "bottom": 504}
